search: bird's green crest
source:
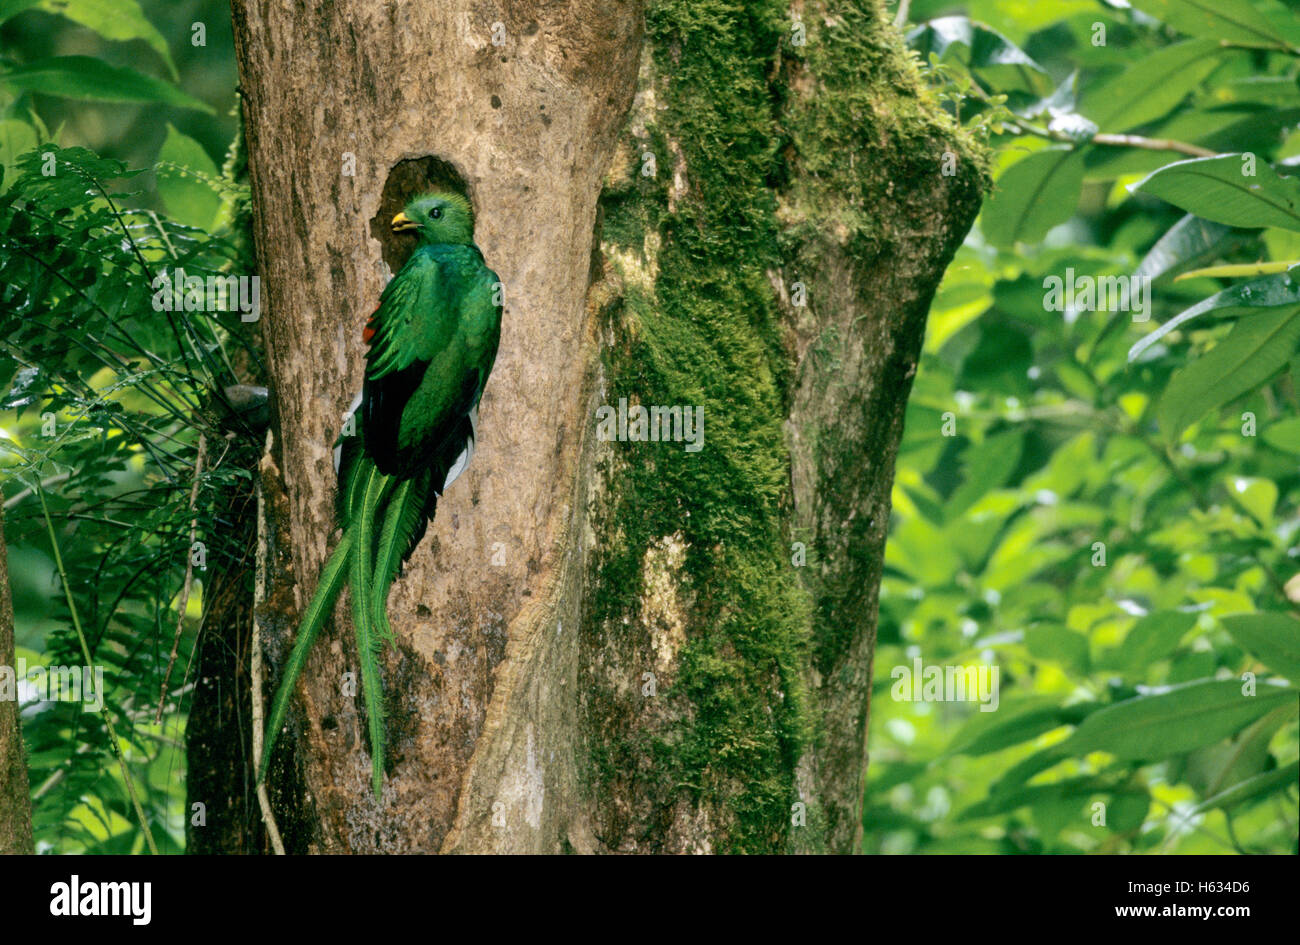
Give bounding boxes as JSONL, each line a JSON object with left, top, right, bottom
{"left": 391, "top": 191, "right": 475, "bottom": 245}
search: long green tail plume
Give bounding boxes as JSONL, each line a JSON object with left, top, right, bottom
{"left": 351, "top": 465, "right": 392, "bottom": 796}
{"left": 259, "top": 528, "right": 354, "bottom": 784}
{"left": 261, "top": 455, "right": 400, "bottom": 795}
{"left": 371, "top": 473, "right": 432, "bottom": 645}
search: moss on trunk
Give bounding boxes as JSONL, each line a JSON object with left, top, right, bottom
{"left": 579, "top": 0, "right": 986, "bottom": 853}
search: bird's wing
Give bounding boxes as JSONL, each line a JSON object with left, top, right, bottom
{"left": 361, "top": 250, "right": 465, "bottom": 474}
{"left": 365, "top": 251, "right": 455, "bottom": 381}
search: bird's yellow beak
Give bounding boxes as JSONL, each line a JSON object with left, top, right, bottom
{"left": 391, "top": 211, "right": 419, "bottom": 233}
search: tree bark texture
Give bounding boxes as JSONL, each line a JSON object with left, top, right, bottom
{"left": 226, "top": 0, "right": 983, "bottom": 853}
{"left": 0, "top": 502, "right": 35, "bottom": 854}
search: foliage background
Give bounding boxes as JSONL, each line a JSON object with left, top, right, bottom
{"left": 1, "top": 0, "right": 245, "bottom": 852}
{"left": 868, "top": 0, "right": 1300, "bottom": 853}
{"left": 1, "top": 0, "right": 1297, "bottom": 852}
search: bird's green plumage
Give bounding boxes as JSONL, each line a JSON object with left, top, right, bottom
{"left": 350, "top": 466, "right": 390, "bottom": 796}
{"left": 372, "top": 476, "right": 429, "bottom": 644}
{"left": 259, "top": 192, "right": 502, "bottom": 798}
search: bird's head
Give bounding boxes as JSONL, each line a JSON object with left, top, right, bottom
{"left": 391, "top": 192, "right": 474, "bottom": 245}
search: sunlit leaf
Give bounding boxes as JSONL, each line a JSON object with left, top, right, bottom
{"left": 1062, "top": 678, "right": 1297, "bottom": 761}
{"left": 1221, "top": 612, "right": 1300, "bottom": 680}
{"left": 1187, "top": 761, "right": 1300, "bottom": 817}
{"left": 1131, "top": 155, "right": 1300, "bottom": 232}
{"left": 1105, "top": 611, "right": 1197, "bottom": 674}
{"left": 1129, "top": 0, "right": 1288, "bottom": 49}
{"left": 156, "top": 124, "right": 221, "bottom": 231}
{"left": 1080, "top": 39, "right": 1227, "bottom": 133}
{"left": 1156, "top": 303, "right": 1300, "bottom": 437}
{"left": 37, "top": 0, "right": 177, "bottom": 79}
{"left": 1129, "top": 270, "right": 1300, "bottom": 362}
{"left": 1, "top": 56, "right": 212, "bottom": 112}
{"left": 907, "top": 16, "right": 1052, "bottom": 96}
{"left": 981, "top": 147, "right": 1085, "bottom": 247}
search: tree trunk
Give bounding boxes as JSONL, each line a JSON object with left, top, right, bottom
{"left": 0, "top": 503, "right": 34, "bottom": 854}
{"left": 226, "top": 0, "right": 983, "bottom": 853}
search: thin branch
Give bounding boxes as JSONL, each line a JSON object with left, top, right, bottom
{"left": 251, "top": 436, "right": 286, "bottom": 855}
{"left": 1009, "top": 120, "right": 1218, "bottom": 159}
{"left": 1091, "top": 133, "right": 1216, "bottom": 159}
{"left": 155, "top": 435, "right": 207, "bottom": 723}
{"left": 36, "top": 483, "right": 159, "bottom": 855}
{"left": 3, "top": 473, "right": 71, "bottom": 510}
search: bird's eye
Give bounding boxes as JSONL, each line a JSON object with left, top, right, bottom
{"left": 430, "top": 207, "right": 443, "bottom": 219}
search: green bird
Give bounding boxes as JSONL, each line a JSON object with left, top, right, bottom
{"left": 259, "top": 192, "right": 502, "bottom": 797}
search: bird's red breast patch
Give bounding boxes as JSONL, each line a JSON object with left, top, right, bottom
{"left": 363, "top": 306, "right": 379, "bottom": 344}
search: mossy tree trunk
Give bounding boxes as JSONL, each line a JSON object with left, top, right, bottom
{"left": 0, "top": 503, "right": 34, "bottom": 854}
{"left": 223, "top": 0, "right": 981, "bottom": 853}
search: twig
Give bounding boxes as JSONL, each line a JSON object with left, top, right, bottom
{"left": 1091, "top": 133, "right": 1216, "bottom": 159}
{"left": 251, "top": 430, "right": 286, "bottom": 855}
{"left": 4, "top": 473, "right": 71, "bottom": 510}
{"left": 155, "top": 434, "right": 207, "bottom": 723}
{"left": 36, "top": 484, "right": 159, "bottom": 855}
{"left": 1010, "top": 120, "right": 1217, "bottom": 159}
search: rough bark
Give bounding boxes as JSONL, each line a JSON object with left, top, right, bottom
{"left": 577, "top": 0, "right": 984, "bottom": 853}
{"left": 0, "top": 503, "right": 35, "bottom": 854}
{"left": 232, "top": 0, "right": 644, "bottom": 852}
{"left": 185, "top": 434, "right": 268, "bottom": 854}
{"left": 226, "top": 0, "right": 983, "bottom": 853}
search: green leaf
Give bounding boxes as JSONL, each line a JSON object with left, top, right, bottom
{"left": 1157, "top": 303, "right": 1300, "bottom": 437}
{"left": 1229, "top": 476, "right": 1276, "bottom": 525}
{"left": 1080, "top": 39, "right": 1227, "bottom": 133}
{"left": 1221, "top": 612, "right": 1300, "bottom": 680}
{"left": 1134, "top": 214, "right": 1232, "bottom": 285}
{"left": 1129, "top": 0, "right": 1288, "bottom": 49}
{"left": 946, "top": 429, "right": 1022, "bottom": 516}
{"left": 1187, "top": 761, "right": 1300, "bottom": 816}
{"left": 0, "top": 56, "right": 212, "bottom": 113}
{"left": 1107, "top": 790, "right": 1151, "bottom": 833}
{"left": 1261, "top": 416, "right": 1300, "bottom": 453}
{"left": 155, "top": 124, "right": 221, "bottom": 231}
{"left": 0, "top": 0, "right": 41, "bottom": 22}
{"left": 958, "top": 775, "right": 1110, "bottom": 821}
{"left": 1131, "top": 155, "right": 1300, "bottom": 233}
{"left": 1106, "top": 611, "right": 1197, "bottom": 674}
{"left": 0, "top": 118, "right": 38, "bottom": 194}
{"left": 907, "top": 16, "right": 1052, "bottom": 96}
{"left": 1186, "top": 705, "right": 1293, "bottom": 798}
{"left": 1201, "top": 76, "right": 1300, "bottom": 108}
{"left": 945, "top": 696, "right": 1074, "bottom": 757}
{"left": 1061, "top": 678, "right": 1297, "bottom": 762}
{"left": 1261, "top": 0, "right": 1300, "bottom": 46}
{"left": 37, "top": 0, "right": 177, "bottom": 79}
{"left": 1025, "top": 625, "right": 1090, "bottom": 673}
{"left": 981, "top": 148, "right": 1085, "bottom": 247}
{"left": 1129, "top": 271, "right": 1300, "bottom": 363}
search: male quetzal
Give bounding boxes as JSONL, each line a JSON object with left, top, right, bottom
{"left": 259, "top": 192, "right": 502, "bottom": 797}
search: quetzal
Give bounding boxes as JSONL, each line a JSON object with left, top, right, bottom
{"left": 259, "top": 192, "right": 502, "bottom": 798}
